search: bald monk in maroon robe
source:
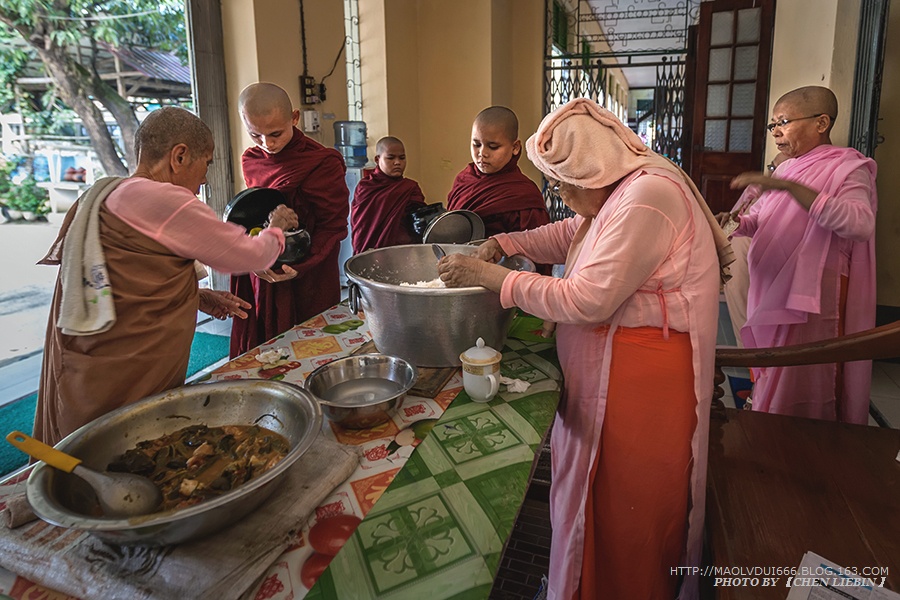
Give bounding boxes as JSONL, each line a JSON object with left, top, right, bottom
{"left": 35, "top": 107, "right": 296, "bottom": 445}
{"left": 231, "top": 83, "right": 350, "bottom": 357}
{"left": 447, "top": 106, "right": 550, "bottom": 237}
{"left": 351, "top": 136, "right": 426, "bottom": 253}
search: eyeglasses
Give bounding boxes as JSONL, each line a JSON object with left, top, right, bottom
{"left": 766, "top": 114, "right": 830, "bottom": 132}
{"left": 547, "top": 178, "right": 587, "bottom": 193}
{"left": 547, "top": 178, "right": 561, "bottom": 194}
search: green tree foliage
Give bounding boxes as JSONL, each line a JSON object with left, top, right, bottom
{"left": 0, "top": 1, "right": 187, "bottom": 176}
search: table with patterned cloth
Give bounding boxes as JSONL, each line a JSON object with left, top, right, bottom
{"left": 0, "top": 305, "right": 561, "bottom": 600}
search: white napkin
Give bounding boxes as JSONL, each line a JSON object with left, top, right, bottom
{"left": 500, "top": 375, "right": 532, "bottom": 393}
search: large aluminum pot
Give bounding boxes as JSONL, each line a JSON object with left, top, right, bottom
{"left": 26, "top": 380, "right": 322, "bottom": 546}
{"left": 345, "top": 244, "right": 535, "bottom": 367}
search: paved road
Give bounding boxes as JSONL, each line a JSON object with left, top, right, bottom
{"left": 0, "top": 213, "right": 62, "bottom": 366}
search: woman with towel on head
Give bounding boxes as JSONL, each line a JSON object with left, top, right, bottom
{"left": 438, "top": 98, "right": 732, "bottom": 600}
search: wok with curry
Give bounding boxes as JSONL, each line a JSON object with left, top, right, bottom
{"left": 107, "top": 424, "right": 290, "bottom": 512}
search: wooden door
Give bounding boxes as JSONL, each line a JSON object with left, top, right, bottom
{"left": 686, "top": 0, "right": 775, "bottom": 215}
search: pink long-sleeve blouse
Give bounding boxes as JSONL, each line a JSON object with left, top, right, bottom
{"left": 105, "top": 177, "right": 285, "bottom": 273}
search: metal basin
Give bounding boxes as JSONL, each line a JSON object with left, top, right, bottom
{"left": 26, "top": 380, "right": 322, "bottom": 546}
{"left": 345, "top": 244, "right": 535, "bottom": 367}
{"left": 277, "top": 228, "right": 311, "bottom": 265}
{"left": 306, "top": 354, "right": 417, "bottom": 429}
{"left": 223, "top": 187, "right": 311, "bottom": 265}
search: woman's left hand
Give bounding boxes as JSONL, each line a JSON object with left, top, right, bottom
{"left": 254, "top": 264, "right": 298, "bottom": 284}
{"left": 199, "top": 289, "right": 252, "bottom": 320}
{"left": 438, "top": 254, "right": 509, "bottom": 292}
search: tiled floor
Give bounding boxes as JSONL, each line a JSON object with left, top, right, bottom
{"left": 490, "top": 496, "right": 552, "bottom": 600}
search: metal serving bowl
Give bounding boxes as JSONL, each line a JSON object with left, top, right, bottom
{"left": 305, "top": 354, "right": 417, "bottom": 429}
{"left": 277, "top": 228, "right": 311, "bottom": 265}
{"left": 345, "top": 244, "right": 535, "bottom": 367}
{"left": 223, "top": 187, "right": 311, "bottom": 265}
{"left": 26, "top": 380, "right": 322, "bottom": 546}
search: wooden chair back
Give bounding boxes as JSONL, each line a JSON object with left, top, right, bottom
{"left": 713, "top": 320, "right": 900, "bottom": 416}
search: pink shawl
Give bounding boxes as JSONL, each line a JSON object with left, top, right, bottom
{"left": 741, "top": 145, "right": 877, "bottom": 339}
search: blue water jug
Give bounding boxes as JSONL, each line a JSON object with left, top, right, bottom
{"left": 334, "top": 121, "right": 367, "bottom": 167}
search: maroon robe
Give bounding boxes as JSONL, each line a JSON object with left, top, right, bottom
{"left": 230, "top": 128, "right": 349, "bottom": 357}
{"left": 446, "top": 153, "right": 550, "bottom": 237}
{"left": 350, "top": 167, "right": 426, "bottom": 253}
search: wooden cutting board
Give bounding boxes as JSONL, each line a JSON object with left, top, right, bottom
{"left": 351, "top": 340, "right": 458, "bottom": 398}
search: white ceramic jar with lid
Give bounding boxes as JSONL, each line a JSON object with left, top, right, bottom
{"left": 459, "top": 337, "right": 502, "bottom": 402}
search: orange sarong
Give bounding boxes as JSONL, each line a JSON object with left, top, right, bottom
{"left": 575, "top": 326, "right": 697, "bottom": 600}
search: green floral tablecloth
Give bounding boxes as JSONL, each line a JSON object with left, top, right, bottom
{"left": 0, "top": 310, "right": 560, "bottom": 600}
{"left": 306, "top": 338, "right": 561, "bottom": 599}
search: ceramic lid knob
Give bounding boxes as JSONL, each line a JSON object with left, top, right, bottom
{"left": 460, "top": 337, "right": 501, "bottom": 365}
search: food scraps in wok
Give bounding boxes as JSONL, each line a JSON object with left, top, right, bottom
{"left": 107, "top": 424, "right": 290, "bottom": 512}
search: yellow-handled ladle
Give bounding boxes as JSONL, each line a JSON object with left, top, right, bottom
{"left": 6, "top": 431, "right": 162, "bottom": 518}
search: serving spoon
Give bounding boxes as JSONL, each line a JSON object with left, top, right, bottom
{"left": 431, "top": 244, "right": 446, "bottom": 261}
{"left": 6, "top": 431, "right": 162, "bottom": 518}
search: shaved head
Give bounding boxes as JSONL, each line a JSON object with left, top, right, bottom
{"left": 376, "top": 136, "right": 404, "bottom": 155}
{"left": 239, "top": 82, "right": 294, "bottom": 120}
{"left": 135, "top": 106, "right": 213, "bottom": 165}
{"left": 474, "top": 106, "right": 518, "bottom": 141}
{"left": 776, "top": 86, "right": 838, "bottom": 129}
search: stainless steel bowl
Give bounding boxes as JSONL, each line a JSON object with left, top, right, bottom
{"left": 345, "top": 244, "right": 536, "bottom": 367}
{"left": 276, "top": 228, "right": 311, "bottom": 265}
{"left": 26, "top": 380, "right": 322, "bottom": 546}
{"left": 305, "top": 354, "right": 417, "bottom": 429}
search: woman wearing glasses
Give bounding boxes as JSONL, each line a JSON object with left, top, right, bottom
{"left": 716, "top": 151, "right": 785, "bottom": 347}
{"left": 437, "top": 98, "right": 731, "bottom": 600}
{"left": 728, "top": 86, "right": 877, "bottom": 425}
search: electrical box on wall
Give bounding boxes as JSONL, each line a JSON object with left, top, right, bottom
{"left": 301, "top": 75, "right": 318, "bottom": 105}
{"left": 302, "top": 110, "right": 320, "bottom": 133}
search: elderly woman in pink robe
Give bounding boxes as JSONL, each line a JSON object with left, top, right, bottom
{"left": 730, "top": 86, "right": 877, "bottom": 425}
{"left": 438, "top": 98, "right": 731, "bottom": 600}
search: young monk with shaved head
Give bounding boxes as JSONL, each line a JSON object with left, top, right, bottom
{"left": 35, "top": 106, "right": 297, "bottom": 444}
{"left": 230, "top": 82, "right": 350, "bottom": 357}
{"left": 350, "top": 136, "right": 427, "bottom": 253}
{"left": 729, "top": 85, "right": 878, "bottom": 424}
{"left": 447, "top": 106, "right": 550, "bottom": 237}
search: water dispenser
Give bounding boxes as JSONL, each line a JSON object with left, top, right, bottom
{"left": 333, "top": 121, "right": 368, "bottom": 168}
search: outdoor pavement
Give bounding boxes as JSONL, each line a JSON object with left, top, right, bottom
{"left": 0, "top": 212, "right": 62, "bottom": 367}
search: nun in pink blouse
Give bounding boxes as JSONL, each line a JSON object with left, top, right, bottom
{"left": 438, "top": 98, "right": 731, "bottom": 600}
{"left": 729, "top": 85, "right": 877, "bottom": 425}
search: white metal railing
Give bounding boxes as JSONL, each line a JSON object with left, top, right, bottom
{"left": 343, "top": 0, "right": 362, "bottom": 121}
